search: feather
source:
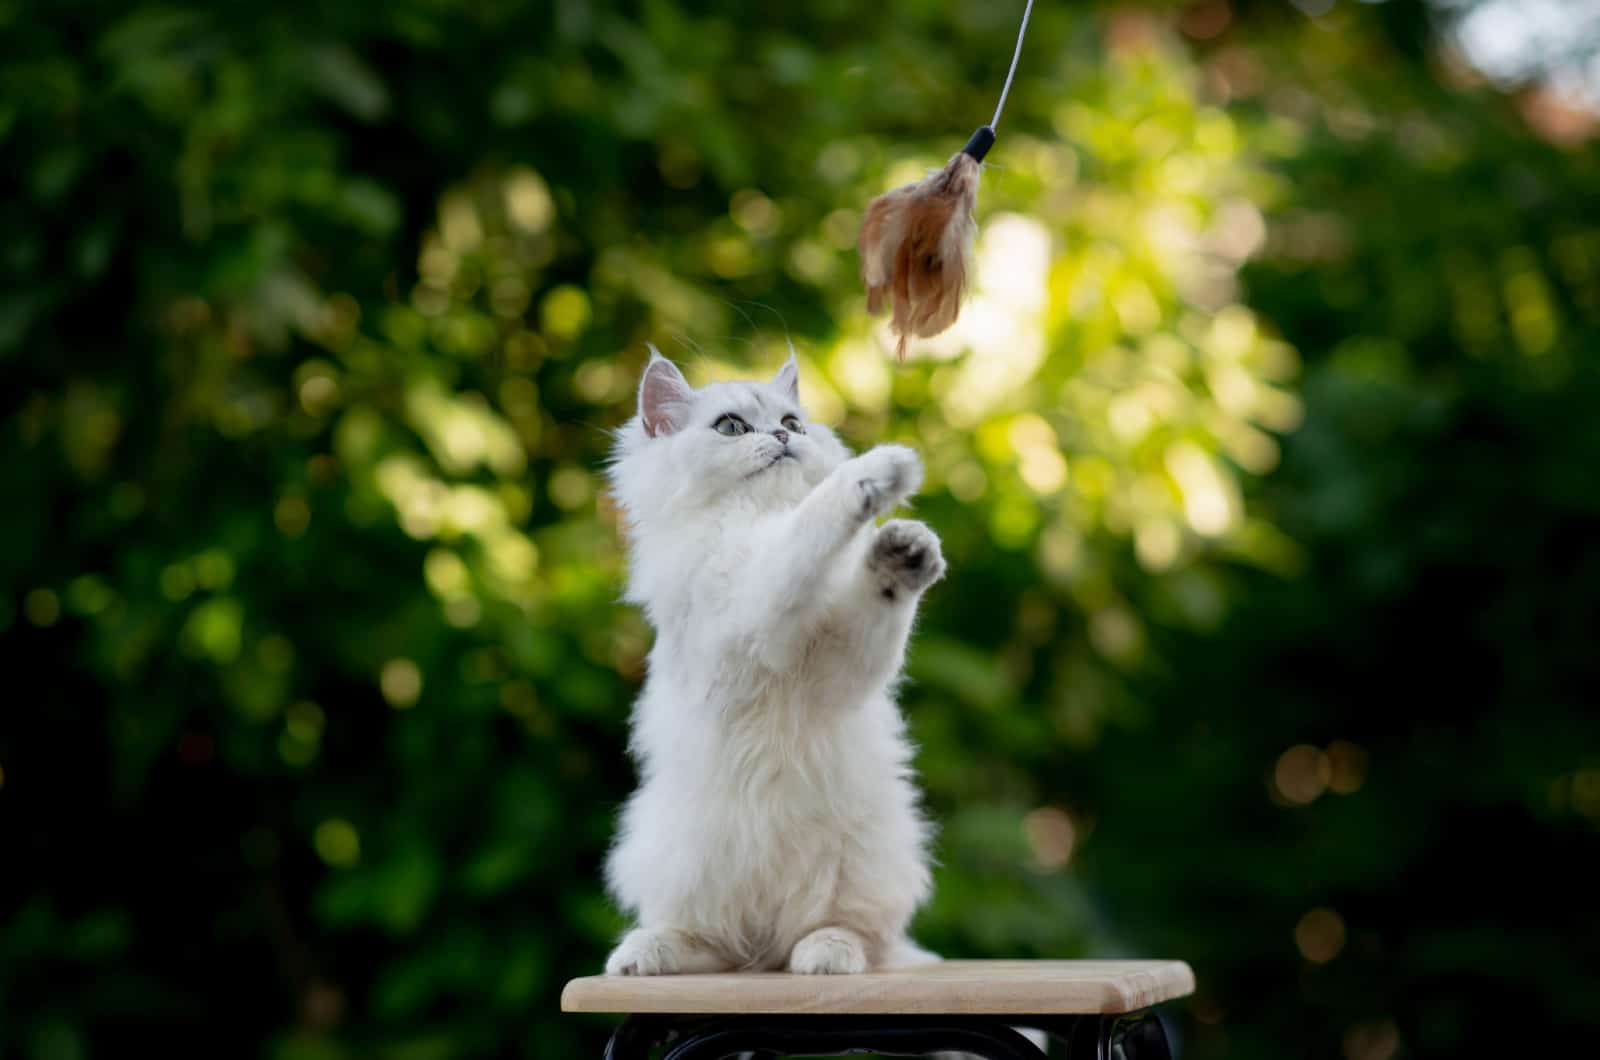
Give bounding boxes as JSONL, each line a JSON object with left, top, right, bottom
{"left": 858, "top": 150, "right": 981, "bottom": 360}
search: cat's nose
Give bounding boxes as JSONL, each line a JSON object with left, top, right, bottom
{"left": 773, "top": 429, "right": 789, "bottom": 445}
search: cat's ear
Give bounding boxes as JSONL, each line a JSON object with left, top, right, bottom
{"left": 773, "top": 349, "right": 801, "bottom": 404}
{"left": 639, "top": 347, "right": 694, "bottom": 438}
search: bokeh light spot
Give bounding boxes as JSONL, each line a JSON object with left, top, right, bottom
{"left": 1274, "top": 744, "right": 1332, "bottom": 806}
{"left": 1135, "top": 521, "right": 1183, "bottom": 571}
{"left": 1023, "top": 807, "right": 1077, "bottom": 870}
{"left": 66, "top": 574, "right": 114, "bottom": 616}
{"left": 1295, "top": 907, "right": 1346, "bottom": 963}
{"left": 285, "top": 701, "right": 326, "bottom": 744}
{"left": 730, "top": 189, "right": 781, "bottom": 236}
{"left": 313, "top": 819, "right": 361, "bottom": 868}
{"left": 194, "top": 550, "right": 236, "bottom": 591}
{"left": 380, "top": 658, "right": 423, "bottom": 709}
{"left": 160, "top": 563, "right": 195, "bottom": 601}
{"left": 24, "top": 588, "right": 61, "bottom": 627}
{"left": 504, "top": 168, "right": 554, "bottom": 232}
{"left": 184, "top": 598, "right": 243, "bottom": 664}
{"left": 424, "top": 548, "right": 470, "bottom": 598}
{"left": 549, "top": 466, "right": 594, "bottom": 510}
{"left": 444, "top": 596, "right": 482, "bottom": 628}
{"left": 540, "top": 285, "right": 591, "bottom": 340}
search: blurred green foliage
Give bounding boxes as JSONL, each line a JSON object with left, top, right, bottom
{"left": 2, "top": 1, "right": 1598, "bottom": 1058}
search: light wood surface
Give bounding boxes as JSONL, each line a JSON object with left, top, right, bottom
{"left": 561, "top": 959, "right": 1194, "bottom": 1015}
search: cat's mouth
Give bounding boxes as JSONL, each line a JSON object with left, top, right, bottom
{"left": 748, "top": 451, "right": 797, "bottom": 477}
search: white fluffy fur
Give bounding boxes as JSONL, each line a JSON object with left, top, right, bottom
{"left": 601, "top": 348, "right": 945, "bottom": 976}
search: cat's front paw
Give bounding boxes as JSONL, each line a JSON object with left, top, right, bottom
{"left": 604, "top": 928, "right": 684, "bottom": 976}
{"left": 852, "top": 445, "right": 922, "bottom": 519}
{"left": 789, "top": 926, "right": 869, "bottom": 974}
{"left": 870, "top": 519, "right": 946, "bottom": 600}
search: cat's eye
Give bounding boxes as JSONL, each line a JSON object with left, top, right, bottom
{"left": 714, "top": 414, "right": 750, "bottom": 436}
{"left": 781, "top": 415, "right": 805, "bottom": 434}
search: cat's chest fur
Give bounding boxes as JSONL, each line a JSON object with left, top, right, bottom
{"left": 646, "top": 517, "right": 862, "bottom": 680}
{"left": 625, "top": 679, "right": 903, "bottom": 965}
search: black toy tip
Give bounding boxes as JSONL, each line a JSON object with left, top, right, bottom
{"left": 962, "top": 125, "right": 996, "bottom": 162}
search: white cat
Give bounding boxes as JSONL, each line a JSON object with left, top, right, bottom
{"left": 600, "top": 349, "right": 945, "bottom": 976}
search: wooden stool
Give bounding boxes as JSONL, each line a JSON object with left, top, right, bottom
{"left": 562, "top": 960, "right": 1195, "bottom": 1060}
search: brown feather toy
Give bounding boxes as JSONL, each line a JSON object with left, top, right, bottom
{"left": 858, "top": 0, "right": 1034, "bottom": 361}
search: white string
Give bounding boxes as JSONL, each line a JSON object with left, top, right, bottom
{"left": 990, "top": 0, "right": 1036, "bottom": 130}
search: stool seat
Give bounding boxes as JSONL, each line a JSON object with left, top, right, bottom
{"left": 561, "top": 959, "right": 1194, "bottom": 1016}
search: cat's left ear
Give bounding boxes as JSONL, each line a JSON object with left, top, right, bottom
{"left": 639, "top": 347, "right": 694, "bottom": 437}
{"left": 773, "top": 350, "right": 800, "bottom": 404}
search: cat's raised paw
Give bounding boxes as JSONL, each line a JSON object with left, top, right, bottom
{"left": 870, "top": 519, "right": 946, "bottom": 600}
{"left": 852, "top": 445, "right": 922, "bottom": 519}
{"left": 788, "top": 926, "right": 869, "bottom": 974}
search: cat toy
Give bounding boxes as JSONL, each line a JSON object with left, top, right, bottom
{"left": 857, "top": 0, "right": 1036, "bottom": 361}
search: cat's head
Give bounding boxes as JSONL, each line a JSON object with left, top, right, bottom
{"left": 608, "top": 348, "right": 850, "bottom": 524}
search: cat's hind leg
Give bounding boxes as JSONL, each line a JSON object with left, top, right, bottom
{"left": 605, "top": 927, "right": 731, "bottom": 976}
{"left": 788, "top": 925, "right": 870, "bottom": 974}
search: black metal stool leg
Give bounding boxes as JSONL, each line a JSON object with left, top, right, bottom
{"left": 657, "top": 1016, "right": 1050, "bottom": 1060}
{"left": 1102, "top": 1011, "right": 1173, "bottom": 1060}
{"left": 1040, "top": 1011, "right": 1171, "bottom": 1060}
{"left": 599, "top": 1011, "right": 1172, "bottom": 1060}
{"left": 604, "top": 1014, "right": 665, "bottom": 1060}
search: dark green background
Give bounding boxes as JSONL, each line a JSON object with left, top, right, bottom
{"left": 3, "top": 1, "right": 1597, "bottom": 1058}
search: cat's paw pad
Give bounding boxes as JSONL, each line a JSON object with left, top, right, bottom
{"left": 788, "top": 927, "right": 868, "bottom": 975}
{"left": 870, "top": 519, "right": 946, "bottom": 599}
{"left": 605, "top": 929, "right": 681, "bottom": 976}
{"left": 853, "top": 445, "right": 922, "bottom": 519}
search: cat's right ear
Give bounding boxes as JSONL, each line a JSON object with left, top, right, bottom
{"left": 773, "top": 349, "right": 801, "bottom": 404}
{"left": 639, "top": 348, "right": 694, "bottom": 437}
